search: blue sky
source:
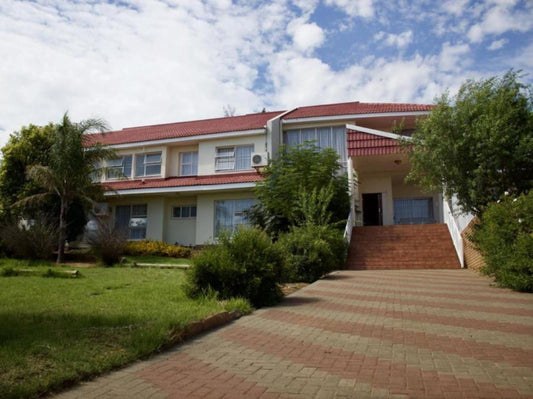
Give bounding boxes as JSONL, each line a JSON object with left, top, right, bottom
{"left": 0, "top": 0, "right": 531, "bottom": 148}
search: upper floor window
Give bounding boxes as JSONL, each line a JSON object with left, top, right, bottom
{"left": 135, "top": 152, "right": 161, "bottom": 177}
{"left": 106, "top": 155, "right": 132, "bottom": 179}
{"left": 215, "top": 145, "right": 253, "bottom": 171}
{"left": 180, "top": 152, "right": 198, "bottom": 176}
{"left": 284, "top": 126, "right": 346, "bottom": 163}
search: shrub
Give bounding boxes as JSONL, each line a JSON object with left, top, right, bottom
{"left": 472, "top": 192, "right": 533, "bottom": 292}
{"left": 0, "top": 217, "right": 57, "bottom": 260}
{"left": 186, "top": 227, "right": 283, "bottom": 308}
{"left": 87, "top": 216, "right": 128, "bottom": 266}
{"left": 123, "top": 240, "right": 191, "bottom": 258}
{"left": 276, "top": 224, "right": 347, "bottom": 283}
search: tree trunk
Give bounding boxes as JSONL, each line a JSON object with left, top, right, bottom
{"left": 57, "top": 197, "right": 68, "bottom": 264}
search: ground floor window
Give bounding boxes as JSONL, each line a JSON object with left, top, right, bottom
{"left": 394, "top": 198, "right": 434, "bottom": 225}
{"left": 214, "top": 199, "right": 254, "bottom": 236}
{"left": 172, "top": 205, "right": 197, "bottom": 218}
{"left": 115, "top": 204, "right": 147, "bottom": 239}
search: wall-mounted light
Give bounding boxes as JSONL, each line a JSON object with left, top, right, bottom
{"left": 393, "top": 159, "right": 402, "bottom": 165}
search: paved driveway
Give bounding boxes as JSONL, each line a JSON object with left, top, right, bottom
{"left": 54, "top": 270, "right": 533, "bottom": 399}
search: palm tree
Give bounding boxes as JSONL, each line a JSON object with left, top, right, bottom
{"left": 23, "top": 113, "right": 115, "bottom": 263}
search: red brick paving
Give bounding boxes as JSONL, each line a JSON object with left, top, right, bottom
{"left": 53, "top": 269, "right": 533, "bottom": 399}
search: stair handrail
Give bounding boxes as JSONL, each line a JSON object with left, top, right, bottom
{"left": 443, "top": 199, "right": 464, "bottom": 268}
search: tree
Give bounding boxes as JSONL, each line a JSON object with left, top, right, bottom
{"left": 407, "top": 70, "right": 533, "bottom": 215}
{"left": 0, "top": 124, "right": 55, "bottom": 219}
{"left": 247, "top": 144, "right": 349, "bottom": 237}
{"left": 21, "top": 113, "right": 115, "bottom": 263}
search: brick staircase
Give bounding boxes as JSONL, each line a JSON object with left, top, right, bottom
{"left": 346, "top": 224, "right": 461, "bottom": 270}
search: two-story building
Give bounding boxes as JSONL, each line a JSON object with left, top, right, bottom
{"left": 88, "top": 101, "right": 465, "bottom": 266}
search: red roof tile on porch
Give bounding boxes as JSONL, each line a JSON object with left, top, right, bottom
{"left": 103, "top": 172, "right": 262, "bottom": 192}
{"left": 347, "top": 129, "right": 403, "bottom": 156}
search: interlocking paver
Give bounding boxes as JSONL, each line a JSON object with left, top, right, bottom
{"left": 52, "top": 269, "right": 533, "bottom": 399}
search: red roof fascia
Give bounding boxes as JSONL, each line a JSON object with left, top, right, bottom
{"left": 86, "top": 111, "right": 283, "bottom": 146}
{"left": 347, "top": 130, "right": 404, "bottom": 156}
{"left": 102, "top": 172, "right": 262, "bottom": 192}
{"left": 284, "top": 101, "right": 432, "bottom": 120}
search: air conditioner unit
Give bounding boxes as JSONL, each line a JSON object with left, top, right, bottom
{"left": 251, "top": 152, "right": 269, "bottom": 167}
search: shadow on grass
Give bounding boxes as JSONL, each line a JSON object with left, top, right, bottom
{"left": 0, "top": 311, "right": 161, "bottom": 399}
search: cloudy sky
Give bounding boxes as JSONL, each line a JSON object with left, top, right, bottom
{"left": 1, "top": 0, "right": 532, "bottom": 148}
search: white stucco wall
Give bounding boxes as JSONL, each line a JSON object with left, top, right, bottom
{"left": 163, "top": 196, "right": 197, "bottom": 246}
{"left": 197, "top": 135, "right": 265, "bottom": 175}
{"left": 195, "top": 190, "right": 256, "bottom": 244}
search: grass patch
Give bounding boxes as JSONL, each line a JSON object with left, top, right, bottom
{"left": 123, "top": 255, "right": 192, "bottom": 266}
{"left": 0, "top": 259, "right": 250, "bottom": 399}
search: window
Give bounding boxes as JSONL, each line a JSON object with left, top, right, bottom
{"left": 215, "top": 145, "right": 253, "bottom": 171}
{"left": 90, "top": 161, "right": 102, "bottom": 182}
{"left": 180, "top": 152, "right": 198, "bottom": 176}
{"left": 214, "top": 199, "right": 254, "bottom": 236}
{"left": 115, "top": 204, "right": 147, "bottom": 239}
{"left": 394, "top": 198, "right": 434, "bottom": 225}
{"left": 106, "top": 155, "right": 132, "bottom": 179}
{"left": 172, "top": 205, "right": 197, "bottom": 218}
{"left": 284, "top": 126, "right": 346, "bottom": 163}
{"left": 135, "top": 152, "right": 162, "bottom": 177}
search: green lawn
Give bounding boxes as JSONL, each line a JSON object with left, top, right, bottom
{"left": 0, "top": 259, "right": 250, "bottom": 399}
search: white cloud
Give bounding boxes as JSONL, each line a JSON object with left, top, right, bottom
{"left": 442, "top": 0, "right": 471, "bottom": 16}
{"left": 324, "top": 0, "right": 374, "bottom": 18}
{"left": 487, "top": 38, "right": 508, "bottom": 50}
{"left": 0, "top": 0, "right": 291, "bottom": 144}
{"left": 381, "top": 30, "right": 413, "bottom": 50}
{"left": 439, "top": 42, "right": 471, "bottom": 71}
{"left": 287, "top": 20, "right": 325, "bottom": 53}
{"left": 467, "top": 2, "right": 533, "bottom": 42}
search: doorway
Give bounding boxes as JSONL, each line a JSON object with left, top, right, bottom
{"left": 362, "top": 193, "right": 383, "bottom": 226}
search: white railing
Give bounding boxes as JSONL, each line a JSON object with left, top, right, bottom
{"left": 344, "top": 208, "right": 355, "bottom": 243}
{"left": 443, "top": 199, "right": 464, "bottom": 268}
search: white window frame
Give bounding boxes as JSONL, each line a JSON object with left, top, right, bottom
{"left": 106, "top": 155, "right": 132, "bottom": 180}
{"left": 214, "top": 199, "right": 254, "bottom": 237}
{"left": 115, "top": 204, "right": 147, "bottom": 240}
{"left": 215, "top": 145, "right": 253, "bottom": 171}
{"left": 172, "top": 205, "right": 197, "bottom": 219}
{"left": 135, "top": 152, "right": 162, "bottom": 177}
{"left": 180, "top": 152, "right": 198, "bottom": 176}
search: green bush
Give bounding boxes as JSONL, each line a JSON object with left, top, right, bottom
{"left": 87, "top": 216, "right": 128, "bottom": 266}
{"left": 473, "top": 191, "right": 533, "bottom": 292}
{"left": 276, "top": 224, "right": 347, "bottom": 283}
{"left": 124, "top": 240, "right": 191, "bottom": 258}
{"left": 186, "top": 227, "right": 283, "bottom": 308}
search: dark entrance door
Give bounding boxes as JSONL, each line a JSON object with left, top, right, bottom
{"left": 362, "top": 193, "right": 383, "bottom": 226}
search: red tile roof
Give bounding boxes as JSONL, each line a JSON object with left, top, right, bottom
{"left": 86, "top": 101, "right": 431, "bottom": 147}
{"left": 87, "top": 111, "right": 282, "bottom": 146}
{"left": 283, "top": 101, "right": 432, "bottom": 120}
{"left": 347, "top": 129, "right": 403, "bottom": 156}
{"left": 103, "top": 172, "right": 262, "bottom": 192}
